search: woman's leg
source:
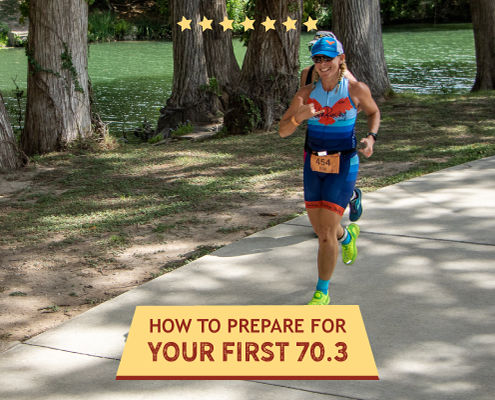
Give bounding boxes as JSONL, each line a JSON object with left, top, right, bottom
{"left": 307, "top": 207, "right": 345, "bottom": 281}
{"left": 305, "top": 153, "right": 360, "bottom": 304}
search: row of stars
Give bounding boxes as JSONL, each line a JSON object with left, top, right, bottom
{"left": 177, "top": 16, "right": 318, "bottom": 32}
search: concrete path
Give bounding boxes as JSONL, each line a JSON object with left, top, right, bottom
{"left": 1, "top": 156, "right": 494, "bottom": 400}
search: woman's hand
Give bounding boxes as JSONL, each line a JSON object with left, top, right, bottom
{"left": 279, "top": 86, "right": 319, "bottom": 137}
{"left": 294, "top": 96, "right": 324, "bottom": 123}
{"left": 358, "top": 136, "right": 375, "bottom": 158}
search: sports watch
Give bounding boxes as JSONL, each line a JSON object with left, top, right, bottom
{"left": 366, "top": 132, "right": 378, "bottom": 142}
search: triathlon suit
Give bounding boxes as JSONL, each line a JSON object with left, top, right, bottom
{"left": 303, "top": 77, "right": 359, "bottom": 216}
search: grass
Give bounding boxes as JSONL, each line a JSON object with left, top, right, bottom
{"left": 42, "top": 305, "right": 60, "bottom": 313}
{"left": 1, "top": 92, "right": 494, "bottom": 252}
{"left": 0, "top": 333, "right": 13, "bottom": 339}
{"left": 217, "top": 225, "right": 255, "bottom": 234}
{"left": 85, "top": 298, "right": 105, "bottom": 306}
{"left": 265, "top": 212, "right": 307, "bottom": 228}
{"left": 358, "top": 91, "right": 495, "bottom": 188}
{"left": 9, "top": 291, "right": 27, "bottom": 297}
{"left": 150, "top": 244, "right": 224, "bottom": 279}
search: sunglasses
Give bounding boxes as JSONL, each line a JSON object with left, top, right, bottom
{"left": 312, "top": 55, "right": 335, "bottom": 64}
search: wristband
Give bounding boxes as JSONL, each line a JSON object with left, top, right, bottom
{"left": 366, "top": 132, "right": 377, "bottom": 142}
{"left": 291, "top": 116, "right": 300, "bottom": 126}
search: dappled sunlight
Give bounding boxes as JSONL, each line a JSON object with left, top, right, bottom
{"left": 0, "top": 344, "right": 334, "bottom": 400}
{"left": 395, "top": 281, "right": 457, "bottom": 304}
{"left": 413, "top": 206, "right": 452, "bottom": 219}
{"left": 440, "top": 260, "right": 493, "bottom": 271}
{"left": 443, "top": 308, "right": 495, "bottom": 326}
{"left": 179, "top": 274, "right": 224, "bottom": 291}
{"left": 200, "top": 258, "right": 253, "bottom": 280}
{"left": 374, "top": 333, "right": 493, "bottom": 396}
{"left": 403, "top": 223, "right": 445, "bottom": 234}
{"left": 173, "top": 150, "right": 234, "bottom": 166}
{"left": 360, "top": 240, "right": 405, "bottom": 256}
{"left": 356, "top": 158, "right": 495, "bottom": 248}
{"left": 2, "top": 183, "right": 494, "bottom": 398}
{"left": 1, "top": 89, "right": 495, "bottom": 399}
{"left": 454, "top": 272, "right": 495, "bottom": 289}
{"left": 385, "top": 256, "right": 434, "bottom": 276}
{"left": 9, "top": 221, "right": 491, "bottom": 398}
{"left": 436, "top": 125, "right": 470, "bottom": 134}
{"left": 37, "top": 202, "right": 174, "bottom": 232}
{"left": 466, "top": 334, "right": 495, "bottom": 354}
{"left": 340, "top": 216, "right": 495, "bottom": 397}
{"left": 415, "top": 240, "right": 450, "bottom": 250}
{"left": 425, "top": 381, "right": 479, "bottom": 395}
{"left": 383, "top": 342, "right": 474, "bottom": 377}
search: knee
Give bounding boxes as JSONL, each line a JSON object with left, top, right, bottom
{"left": 318, "top": 226, "right": 339, "bottom": 244}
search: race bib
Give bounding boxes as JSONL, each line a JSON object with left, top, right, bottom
{"left": 310, "top": 153, "right": 340, "bottom": 174}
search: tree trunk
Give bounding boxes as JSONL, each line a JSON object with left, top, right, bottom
{"left": 469, "top": 0, "right": 495, "bottom": 91}
{"left": 22, "top": 0, "right": 92, "bottom": 156}
{"left": 200, "top": 0, "right": 241, "bottom": 112}
{"left": 155, "top": 0, "right": 220, "bottom": 139}
{"left": 224, "top": 0, "right": 303, "bottom": 135}
{"left": 0, "top": 90, "right": 21, "bottom": 171}
{"left": 332, "top": 0, "right": 392, "bottom": 99}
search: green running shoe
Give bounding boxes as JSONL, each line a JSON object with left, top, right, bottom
{"left": 307, "top": 290, "right": 330, "bottom": 305}
{"left": 342, "top": 223, "right": 360, "bottom": 265}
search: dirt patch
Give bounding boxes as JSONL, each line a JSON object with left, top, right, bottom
{"left": 0, "top": 173, "right": 33, "bottom": 201}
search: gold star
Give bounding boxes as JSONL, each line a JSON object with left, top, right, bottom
{"left": 219, "top": 16, "right": 234, "bottom": 31}
{"left": 198, "top": 16, "right": 213, "bottom": 31}
{"left": 304, "top": 17, "right": 318, "bottom": 31}
{"left": 240, "top": 16, "right": 255, "bottom": 31}
{"left": 261, "top": 16, "right": 276, "bottom": 31}
{"left": 177, "top": 16, "right": 192, "bottom": 31}
{"left": 282, "top": 17, "right": 297, "bottom": 31}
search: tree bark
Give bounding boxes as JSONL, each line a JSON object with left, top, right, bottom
{"left": 22, "top": 0, "right": 92, "bottom": 156}
{"left": 200, "top": 0, "right": 241, "bottom": 112}
{"left": 0, "top": 90, "right": 21, "bottom": 171}
{"left": 224, "top": 0, "right": 303, "bottom": 135}
{"left": 469, "top": 0, "right": 495, "bottom": 91}
{"left": 155, "top": 0, "right": 220, "bottom": 139}
{"left": 332, "top": 0, "right": 392, "bottom": 99}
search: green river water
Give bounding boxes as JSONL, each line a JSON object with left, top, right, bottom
{"left": 0, "top": 24, "right": 475, "bottom": 135}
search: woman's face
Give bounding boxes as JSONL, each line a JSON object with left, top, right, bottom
{"left": 313, "top": 54, "right": 344, "bottom": 80}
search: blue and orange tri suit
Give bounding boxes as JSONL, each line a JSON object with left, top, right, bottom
{"left": 304, "top": 77, "right": 359, "bottom": 216}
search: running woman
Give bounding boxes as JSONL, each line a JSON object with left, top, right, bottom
{"left": 301, "top": 31, "right": 363, "bottom": 222}
{"left": 279, "top": 36, "right": 380, "bottom": 305}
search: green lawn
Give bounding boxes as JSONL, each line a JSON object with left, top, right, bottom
{"left": 1, "top": 91, "right": 494, "bottom": 251}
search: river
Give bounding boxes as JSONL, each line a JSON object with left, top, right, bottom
{"left": 0, "top": 24, "right": 475, "bottom": 136}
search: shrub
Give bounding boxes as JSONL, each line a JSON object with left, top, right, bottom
{"left": 134, "top": 17, "right": 170, "bottom": 40}
{"left": 114, "top": 18, "right": 132, "bottom": 39}
{"left": 172, "top": 121, "right": 194, "bottom": 136}
{"left": 88, "top": 11, "right": 117, "bottom": 42}
{"left": 0, "top": 23, "right": 10, "bottom": 47}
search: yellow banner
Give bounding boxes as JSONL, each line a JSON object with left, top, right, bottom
{"left": 116, "top": 305, "right": 378, "bottom": 380}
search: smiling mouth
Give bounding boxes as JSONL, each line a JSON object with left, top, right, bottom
{"left": 321, "top": 68, "right": 330, "bottom": 72}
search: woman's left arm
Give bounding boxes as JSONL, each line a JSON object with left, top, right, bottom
{"left": 349, "top": 81, "right": 380, "bottom": 158}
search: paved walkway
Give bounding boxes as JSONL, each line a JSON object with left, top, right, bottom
{"left": 1, "top": 157, "right": 494, "bottom": 400}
